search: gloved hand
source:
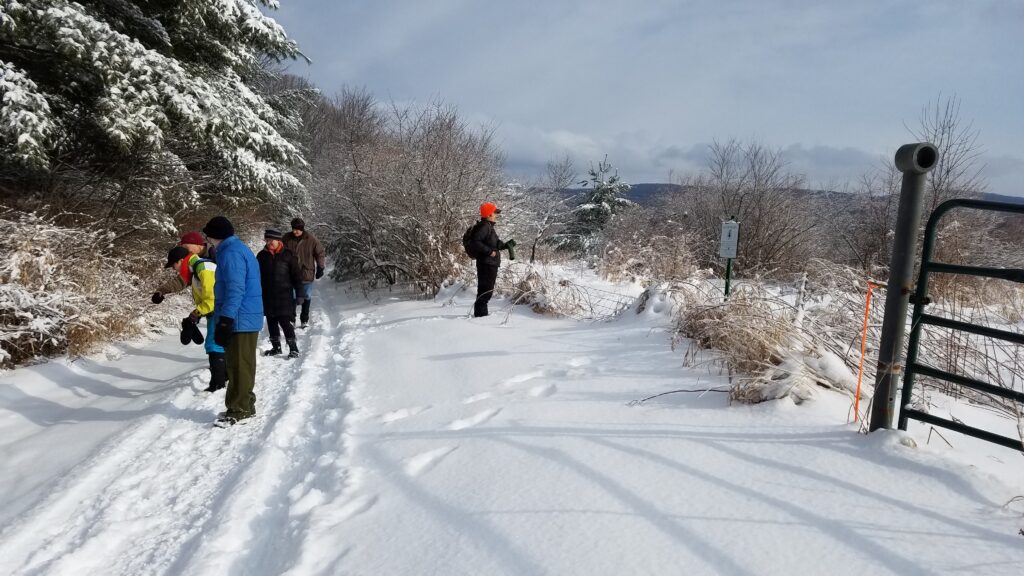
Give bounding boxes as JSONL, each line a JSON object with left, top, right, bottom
{"left": 502, "top": 239, "right": 517, "bottom": 250}
{"left": 295, "top": 297, "right": 305, "bottom": 307}
{"left": 188, "top": 310, "right": 201, "bottom": 324}
{"left": 151, "top": 292, "right": 164, "bottom": 304}
{"left": 503, "top": 239, "right": 517, "bottom": 261}
{"left": 315, "top": 266, "right": 324, "bottom": 279}
{"left": 181, "top": 316, "right": 204, "bottom": 345}
{"left": 214, "top": 316, "right": 235, "bottom": 347}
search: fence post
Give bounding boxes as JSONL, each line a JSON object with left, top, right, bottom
{"left": 868, "top": 142, "right": 938, "bottom": 432}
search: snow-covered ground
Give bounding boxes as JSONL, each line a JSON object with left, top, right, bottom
{"left": 0, "top": 277, "right": 1022, "bottom": 575}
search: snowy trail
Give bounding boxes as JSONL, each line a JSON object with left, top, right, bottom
{"left": 1, "top": 280, "right": 1023, "bottom": 575}
{"left": 0, "top": 286, "right": 365, "bottom": 575}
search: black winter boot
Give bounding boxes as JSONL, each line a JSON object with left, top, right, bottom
{"left": 204, "top": 352, "right": 227, "bottom": 392}
{"left": 287, "top": 339, "right": 299, "bottom": 359}
{"left": 263, "top": 341, "right": 282, "bottom": 356}
{"left": 300, "top": 299, "right": 311, "bottom": 327}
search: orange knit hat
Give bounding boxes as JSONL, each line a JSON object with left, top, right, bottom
{"left": 480, "top": 202, "right": 501, "bottom": 218}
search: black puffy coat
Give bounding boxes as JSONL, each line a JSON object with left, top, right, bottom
{"left": 469, "top": 219, "right": 504, "bottom": 266}
{"left": 256, "top": 247, "right": 304, "bottom": 317}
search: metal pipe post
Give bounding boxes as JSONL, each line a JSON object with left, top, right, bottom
{"left": 868, "top": 142, "right": 938, "bottom": 432}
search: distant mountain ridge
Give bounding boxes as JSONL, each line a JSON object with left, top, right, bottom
{"left": 560, "top": 183, "right": 1024, "bottom": 208}
{"left": 981, "top": 192, "right": 1024, "bottom": 205}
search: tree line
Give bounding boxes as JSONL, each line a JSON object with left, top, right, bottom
{"left": 0, "top": 1, "right": 1013, "bottom": 366}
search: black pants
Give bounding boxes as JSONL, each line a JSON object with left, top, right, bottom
{"left": 208, "top": 352, "right": 227, "bottom": 390}
{"left": 475, "top": 261, "right": 498, "bottom": 317}
{"left": 266, "top": 315, "right": 297, "bottom": 344}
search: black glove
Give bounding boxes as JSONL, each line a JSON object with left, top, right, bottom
{"left": 180, "top": 316, "right": 205, "bottom": 345}
{"left": 315, "top": 266, "right": 324, "bottom": 280}
{"left": 188, "top": 310, "right": 201, "bottom": 324}
{"left": 180, "top": 317, "right": 195, "bottom": 345}
{"left": 151, "top": 292, "right": 164, "bottom": 304}
{"left": 214, "top": 316, "right": 235, "bottom": 348}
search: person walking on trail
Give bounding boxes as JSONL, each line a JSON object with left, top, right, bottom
{"left": 153, "top": 245, "right": 227, "bottom": 393}
{"left": 282, "top": 217, "right": 326, "bottom": 329}
{"left": 468, "top": 202, "right": 509, "bottom": 318}
{"left": 256, "top": 229, "right": 304, "bottom": 359}
{"left": 203, "top": 216, "right": 263, "bottom": 427}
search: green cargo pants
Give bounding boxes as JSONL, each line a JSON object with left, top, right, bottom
{"left": 225, "top": 331, "right": 258, "bottom": 419}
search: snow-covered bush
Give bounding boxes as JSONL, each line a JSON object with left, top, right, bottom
{"left": 599, "top": 205, "right": 698, "bottom": 283}
{"left": 673, "top": 262, "right": 872, "bottom": 406}
{"left": 495, "top": 261, "right": 638, "bottom": 320}
{"left": 670, "top": 257, "right": 1023, "bottom": 443}
{"left": 0, "top": 211, "right": 160, "bottom": 367}
{"left": 312, "top": 92, "right": 508, "bottom": 293}
{"left": 666, "top": 140, "right": 821, "bottom": 275}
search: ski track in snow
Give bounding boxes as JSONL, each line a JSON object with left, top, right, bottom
{"left": 0, "top": 303, "right": 370, "bottom": 576}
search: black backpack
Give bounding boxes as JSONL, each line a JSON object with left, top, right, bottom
{"left": 462, "top": 222, "right": 481, "bottom": 258}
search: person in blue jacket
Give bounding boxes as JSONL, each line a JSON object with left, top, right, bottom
{"left": 203, "top": 216, "right": 264, "bottom": 427}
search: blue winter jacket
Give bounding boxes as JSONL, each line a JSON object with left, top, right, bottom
{"left": 213, "top": 235, "right": 264, "bottom": 332}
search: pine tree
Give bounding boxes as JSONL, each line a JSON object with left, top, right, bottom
{"left": 554, "top": 156, "right": 633, "bottom": 254}
{"left": 0, "top": 0, "right": 307, "bottom": 202}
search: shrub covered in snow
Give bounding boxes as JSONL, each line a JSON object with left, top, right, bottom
{"left": 598, "top": 206, "right": 698, "bottom": 284}
{"left": 492, "top": 261, "right": 641, "bottom": 320}
{"left": 311, "top": 92, "right": 508, "bottom": 293}
{"left": 673, "top": 262, "right": 876, "bottom": 407}
{"left": 0, "top": 211, "right": 166, "bottom": 367}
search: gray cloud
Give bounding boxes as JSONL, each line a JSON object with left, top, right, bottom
{"left": 268, "top": 1, "right": 1024, "bottom": 194}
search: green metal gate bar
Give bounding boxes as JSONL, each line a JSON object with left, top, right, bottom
{"left": 897, "top": 198, "right": 1024, "bottom": 450}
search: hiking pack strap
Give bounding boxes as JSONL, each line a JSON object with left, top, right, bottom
{"left": 188, "top": 257, "right": 214, "bottom": 283}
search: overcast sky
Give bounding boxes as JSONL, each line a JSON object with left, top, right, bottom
{"left": 270, "top": 0, "right": 1024, "bottom": 195}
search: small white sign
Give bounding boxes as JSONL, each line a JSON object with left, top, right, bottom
{"left": 720, "top": 220, "right": 740, "bottom": 259}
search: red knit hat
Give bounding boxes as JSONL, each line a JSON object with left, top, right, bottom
{"left": 179, "top": 231, "right": 204, "bottom": 245}
{"left": 480, "top": 202, "right": 501, "bottom": 218}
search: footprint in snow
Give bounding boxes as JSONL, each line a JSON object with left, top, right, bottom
{"left": 379, "top": 406, "right": 430, "bottom": 424}
{"left": 448, "top": 408, "right": 501, "bottom": 430}
{"left": 501, "top": 370, "right": 545, "bottom": 387}
{"left": 528, "top": 383, "right": 557, "bottom": 398}
{"left": 332, "top": 494, "right": 379, "bottom": 522}
{"left": 463, "top": 392, "right": 496, "bottom": 404}
{"left": 404, "top": 446, "right": 458, "bottom": 477}
{"left": 290, "top": 488, "right": 326, "bottom": 516}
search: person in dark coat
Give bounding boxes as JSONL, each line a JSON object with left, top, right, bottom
{"left": 468, "top": 202, "right": 508, "bottom": 317}
{"left": 282, "top": 217, "right": 326, "bottom": 328}
{"left": 256, "top": 229, "right": 304, "bottom": 358}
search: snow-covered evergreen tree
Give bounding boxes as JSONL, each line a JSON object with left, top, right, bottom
{"left": 0, "top": 0, "right": 306, "bottom": 201}
{"left": 554, "top": 156, "right": 633, "bottom": 254}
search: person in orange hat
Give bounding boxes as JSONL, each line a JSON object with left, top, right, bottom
{"left": 466, "top": 202, "right": 507, "bottom": 317}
